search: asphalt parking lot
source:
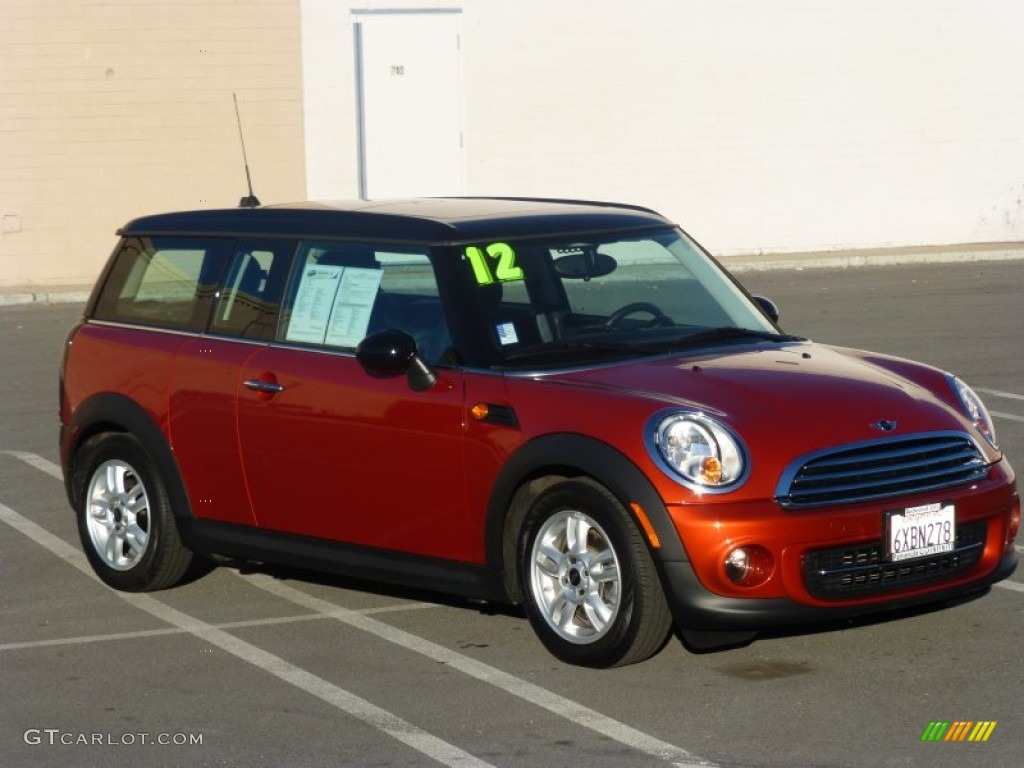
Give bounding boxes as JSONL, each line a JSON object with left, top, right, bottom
{"left": 1, "top": 260, "right": 1021, "bottom": 768}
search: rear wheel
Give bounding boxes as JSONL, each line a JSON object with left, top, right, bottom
{"left": 518, "top": 478, "right": 672, "bottom": 667}
{"left": 75, "top": 433, "right": 193, "bottom": 591}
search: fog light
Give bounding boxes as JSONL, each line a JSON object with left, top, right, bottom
{"left": 724, "top": 546, "right": 773, "bottom": 587}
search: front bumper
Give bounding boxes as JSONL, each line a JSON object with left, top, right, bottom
{"left": 659, "top": 547, "right": 1017, "bottom": 648}
{"left": 652, "top": 461, "right": 1018, "bottom": 648}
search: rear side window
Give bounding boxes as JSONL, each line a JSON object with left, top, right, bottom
{"left": 209, "top": 239, "right": 295, "bottom": 340}
{"left": 92, "top": 236, "right": 233, "bottom": 331}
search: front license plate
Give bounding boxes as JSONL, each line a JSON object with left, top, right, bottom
{"left": 885, "top": 502, "right": 956, "bottom": 562}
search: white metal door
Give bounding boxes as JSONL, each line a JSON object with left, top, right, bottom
{"left": 355, "top": 11, "right": 463, "bottom": 200}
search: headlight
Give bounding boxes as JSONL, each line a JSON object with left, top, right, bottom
{"left": 949, "top": 376, "right": 998, "bottom": 449}
{"left": 648, "top": 412, "right": 748, "bottom": 490}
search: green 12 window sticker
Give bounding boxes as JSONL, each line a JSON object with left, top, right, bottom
{"left": 465, "top": 243, "right": 524, "bottom": 346}
{"left": 464, "top": 242, "right": 524, "bottom": 285}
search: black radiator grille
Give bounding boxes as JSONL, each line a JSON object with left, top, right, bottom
{"left": 803, "top": 520, "right": 987, "bottom": 599}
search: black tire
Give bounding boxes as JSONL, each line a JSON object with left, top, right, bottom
{"left": 74, "top": 433, "right": 193, "bottom": 591}
{"left": 517, "top": 478, "right": 672, "bottom": 667}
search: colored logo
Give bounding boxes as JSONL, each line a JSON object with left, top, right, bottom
{"left": 921, "top": 721, "right": 997, "bottom": 742}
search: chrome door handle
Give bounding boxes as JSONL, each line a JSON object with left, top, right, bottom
{"left": 243, "top": 379, "right": 284, "bottom": 394}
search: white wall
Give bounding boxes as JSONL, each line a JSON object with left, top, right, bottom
{"left": 304, "top": 0, "right": 1024, "bottom": 255}
{"left": 302, "top": 0, "right": 361, "bottom": 200}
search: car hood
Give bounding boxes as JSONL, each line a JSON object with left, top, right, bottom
{"left": 530, "top": 342, "right": 987, "bottom": 462}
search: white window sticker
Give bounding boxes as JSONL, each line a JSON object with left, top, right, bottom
{"left": 496, "top": 322, "right": 518, "bottom": 345}
{"left": 287, "top": 266, "right": 342, "bottom": 344}
{"left": 287, "top": 265, "right": 383, "bottom": 346}
{"left": 325, "top": 268, "right": 384, "bottom": 347}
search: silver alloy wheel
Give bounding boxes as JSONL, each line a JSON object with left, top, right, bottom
{"left": 528, "top": 509, "right": 622, "bottom": 644}
{"left": 84, "top": 459, "right": 151, "bottom": 571}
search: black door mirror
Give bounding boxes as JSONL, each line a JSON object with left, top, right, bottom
{"left": 752, "top": 296, "right": 780, "bottom": 324}
{"left": 356, "top": 330, "right": 438, "bottom": 391}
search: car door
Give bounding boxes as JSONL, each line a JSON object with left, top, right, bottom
{"left": 236, "top": 242, "right": 472, "bottom": 562}
{"left": 168, "top": 238, "right": 294, "bottom": 526}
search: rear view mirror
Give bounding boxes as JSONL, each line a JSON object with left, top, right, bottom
{"left": 553, "top": 248, "right": 617, "bottom": 280}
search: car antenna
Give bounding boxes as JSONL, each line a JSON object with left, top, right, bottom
{"left": 233, "top": 92, "right": 261, "bottom": 208}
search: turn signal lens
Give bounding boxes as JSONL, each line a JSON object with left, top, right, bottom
{"left": 701, "top": 457, "right": 723, "bottom": 484}
{"left": 1009, "top": 496, "right": 1020, "bottom": 543}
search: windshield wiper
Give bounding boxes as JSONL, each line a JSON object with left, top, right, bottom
{"left": 499, "top": 328, "right": 804, "bottom": 366}
{"left": 670, "top": 327, "right": 805, "bottom": 347}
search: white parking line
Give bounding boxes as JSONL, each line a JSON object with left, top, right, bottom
{"left": 0, "top": 604, "right": 440, "bottom": 653}
{"left": 2, "top": 450, "right": 63, "bottom": 480}
{"left": 976, "top": 387, "right": 1024, "bottom": 401}
{"left": 0, "top": 615, "right": 330, "bottom": 652}
{"left": 241, "top": 573, "right": 715, "bottom": 768}
{"left": 0, "top": 501, "right": 494, "bottom": 768}
{"left": 1, "top": 625, "right": 196, "bottom": 651}
{"left": 975, "top": 388, "right": 1024, "bottom": 421}
{"left": 991, "top": 410, "right": 1024, "bottom": 423}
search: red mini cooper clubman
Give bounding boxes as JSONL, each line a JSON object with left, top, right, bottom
{"left": 59, "top": 198, "right": 1018, "bottom": 667}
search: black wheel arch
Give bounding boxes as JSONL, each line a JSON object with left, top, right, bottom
{"left": 484, "top": 433, "right": 687, "bottom": 603}
{"left": 62, "top": 393, "right": 194, "bottom": 525}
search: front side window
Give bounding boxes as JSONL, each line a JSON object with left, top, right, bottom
{"left": 92, "top": 236, "right": 233, "bottom": 331}
{"left": 279, "top": 242, "right": 453, "bottom": 363}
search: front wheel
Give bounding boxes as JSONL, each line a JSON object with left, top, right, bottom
{"left": 518, "top": 478, "right": 672, "bottom": 667}
{"left": 75, "top": 433, "right": 193, "bottom": 591}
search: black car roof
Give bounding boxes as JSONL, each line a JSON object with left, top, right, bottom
{"left": 118, "top": 197, "right": 674, "bottom": 243}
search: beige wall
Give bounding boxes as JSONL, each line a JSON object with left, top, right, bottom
{"left": 0, "top": 0, "right": 306, "bottom": 289}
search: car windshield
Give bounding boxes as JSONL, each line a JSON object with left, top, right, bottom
{"left": 450, "top": 227, "right": 795, "bottom": 368}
